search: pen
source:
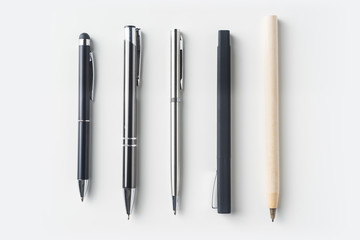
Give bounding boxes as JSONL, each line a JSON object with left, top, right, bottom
{"left": 264, "top": 15, "right": 280, "bottom": 222}
{"left": 123, "top": 25, "right": 142, "bottom": 219}
{"left": 212, "top": 30, "right": 231, "bottom": 214}
{"left": 170, "top": 29, "right": 184, "bottom": 215}
{"left": 77, "top": 33, "right": 95, "bottom": 202}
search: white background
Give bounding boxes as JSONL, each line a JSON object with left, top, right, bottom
{"left": 0, "top": 0, "right": 358, "bottom": 239}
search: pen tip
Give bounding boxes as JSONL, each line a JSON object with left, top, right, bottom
{"left": 270, "top": 208, "right": 276, "bottom": 222}
{"left": 81, "top": 197, "right": 83, "bottom": 202}
{"left": 128, "top": 215, "right": 130, "bottom": 220}
{"left": 174, "top": 211, "right": 176, "bottom": 215}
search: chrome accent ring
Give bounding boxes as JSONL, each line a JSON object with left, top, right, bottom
{"left": 79, "top": 39, "right": 91, "bottom": 46}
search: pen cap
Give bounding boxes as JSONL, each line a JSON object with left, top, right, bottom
{"left": 124, "top": 25, "right": 138, "bottom": 45}
{"left": 217, "top": 29, "right": 231, "bottom": 214}
{"left": 170, "top": 29, "right": 183, "bottom": 97}
{"left": 124, "top": 25, "right": 141, "bottom": 86}
{"left": 218, "top": 30, "right": 230, "bottom": 46}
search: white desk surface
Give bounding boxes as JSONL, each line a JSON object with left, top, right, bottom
{"left": 0, "top": 0, "right": 358, "bottom": 239}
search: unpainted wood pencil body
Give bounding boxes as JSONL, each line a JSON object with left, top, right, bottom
{"left": 265, "top": 15, "right": 279, "bottom": 211}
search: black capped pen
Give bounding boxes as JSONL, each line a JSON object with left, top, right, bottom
{"left": 212, "top": 30, "right": 231, "bottom": 213}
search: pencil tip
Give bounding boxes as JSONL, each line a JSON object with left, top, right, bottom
{"left": 270, "top": 208, "right": 276, "bottom": 222}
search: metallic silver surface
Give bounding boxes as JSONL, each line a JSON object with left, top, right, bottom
{"left": 211, "top": 172, "right": 218, "bottom": 209}
{"left": 123, "top": 26, "right": 141, "bottom": 217}
{"left": 78, "top": 179, "right": 89, "bottom": 200}
{"left": 170, "top": 29, "right": 183, "bottom": 213}
{"left": 124, "top": 188, "right": 136, "bottom": 216}
{"left": 136, "top": 30, "right": 142, "bottom": 86}
{"left": 89, "top": 51, "right": 95, "bottom": 101}
{"left": 79, "top": 39, "right": 91, "bottom": 46}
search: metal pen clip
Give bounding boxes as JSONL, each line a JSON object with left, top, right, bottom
{"left": 179, "top": 35, "right": 184, "bottom": 90}
{"left": 89, "top": 51, "right": 95, "bottom": 101}
{"left": 211, "top": 171, "right": 218, "bottom": 209}
{"left": 136, "top": 28, "right": 142, "bottom": 86}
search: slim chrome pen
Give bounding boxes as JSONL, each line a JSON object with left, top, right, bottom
{"left": 78, "top": 33, "right": 95, "bottom": 202}
{"left": 123, "top": 25, "right": 142, "bottom": 219}
{"left": 170, "top": 29, "right": 183, "bottom": 215}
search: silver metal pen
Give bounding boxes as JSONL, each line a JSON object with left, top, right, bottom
{"left": 123, "top": 25, "right": 142, "bottom": 219}
{"left": 170, "top": 29, "right": 183, "bottom": 215}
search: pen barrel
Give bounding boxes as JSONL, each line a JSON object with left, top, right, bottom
{"left": 264, "top": 16, "right": 279, "bottom": 209}
{"left": 170, "top": 29, "right": 182, "bottom": 197}
{"left": 170, "top": 101, "right": 181, "bottom": 196}
{"left": 78, "top": 43, "right": 92, "bottom": 181}
{"left": 123, "top": 145, "right": 137, "bottom": 188}
{"left": 217, "top": 30, "right": 231, "bottom": 214}
{"left": 78, "top": 45, "right": 92, "bottom": 120}
{"left": 78, "top": 122, "right": 90, "bottom": 179}
{"left": 123, "top": 26, "right": 139, "bottom": 189}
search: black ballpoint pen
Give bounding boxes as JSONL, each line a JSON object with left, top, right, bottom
{"left": 123, "top": 26, "right": 142, "bottom": 219}
{"left": 77, "top": 33, "right": 95, "bottom": 202}
{"left": 212, "top": 30, "right": 231, "bottom": 213}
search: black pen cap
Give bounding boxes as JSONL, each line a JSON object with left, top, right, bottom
{"left": 79, "top": 33, "right": 90, "bottom": 39}
{"left": 218, "top": 30, "right": 230, "bottom": 46}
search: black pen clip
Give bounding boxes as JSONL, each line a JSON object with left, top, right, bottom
{"left": 136, "top": 28, "right": 142, "bottom": 87}
{"left": 89, "top": 51, "right": 95, "bottom": 101}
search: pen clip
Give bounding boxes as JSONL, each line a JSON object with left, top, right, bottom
{"left": 136, "top": 28, "right": 142, "bottom": 87}
{"left": 89, "top": 51, "right": 95, "bottom": 101}
{"left": 211, "top": 171, "right": 218, "bottom": 209}
{"left": 179, "top": 35, "right": 184, "bottom": 90}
